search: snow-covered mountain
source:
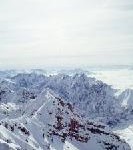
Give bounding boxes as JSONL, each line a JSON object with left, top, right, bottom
{"left": 10, "top": 73, "right": 125, "bottom": 124}
{"left": 0, "top": 90, "right": 131, "bottom": 150}
{"left": 118, "top": 89, "right": 133, "bottom": 109}
{"left": 0, "top": 72, "right": 132, "bottom": 124}
{"left": 0, "top": 71, "right": 132, "bottom": 149}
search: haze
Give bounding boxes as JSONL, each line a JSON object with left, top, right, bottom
{"left": 0, "top": 0, "right": 133, "bottom": 68}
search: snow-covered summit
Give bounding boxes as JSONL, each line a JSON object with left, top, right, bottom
{"left": 0, "top": 89, "right": 131, "bottom": 150}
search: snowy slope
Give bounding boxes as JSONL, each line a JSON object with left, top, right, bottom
{"left": 0, "top": 90, "right": 131, "bottom": 150}
{"left": 115, "top": 125, "right": 133, "bottom": 150}
{"left": 117, "top": 89, "right": 133, "bottom": 109}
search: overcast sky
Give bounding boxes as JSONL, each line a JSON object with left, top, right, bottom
{"left": 0, "top": 0, "right": 133, "bottom": 68}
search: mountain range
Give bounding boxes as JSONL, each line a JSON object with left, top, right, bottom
{"left": 0, "top": 70, "right": 132, "bottom": 150}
